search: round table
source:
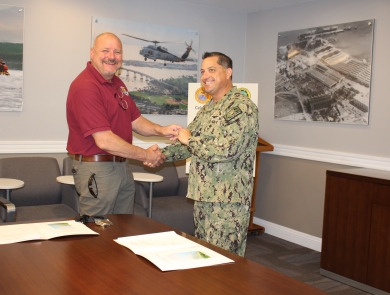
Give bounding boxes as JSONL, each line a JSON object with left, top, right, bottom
{"left": 56, "top": 175, "right": 75, "bottom": 185}
{"left": 0, "top": 178, "right": 25, "bottom": 201}
{"left": 132, "top": 173, "right": 163, "bottom": 218}
{"left": 55, "top": 174, "right": 164, "bottom": 219}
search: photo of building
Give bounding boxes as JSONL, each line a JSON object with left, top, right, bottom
{"left": 274, "top": 20, "right": 374, "bottom": 125}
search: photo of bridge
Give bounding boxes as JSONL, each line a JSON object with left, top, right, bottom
{"left": 118, "top": 64, "right": 195, "bottom": 115}
{"left": 92, "top": 17, "right": 199, "bottom": 115}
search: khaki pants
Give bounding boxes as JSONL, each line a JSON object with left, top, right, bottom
{"left": 72, "top": 159, "right": 135, "bottom": 216}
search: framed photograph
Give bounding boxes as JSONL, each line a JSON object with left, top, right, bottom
{"left": 274, "top": 19, "right": 374, "bottom": 125}
{"left": 92, "top": 17, "right": 199, "bottom": 115}
{"left": 0, "top": 4, "right": 24, "bottom": 111}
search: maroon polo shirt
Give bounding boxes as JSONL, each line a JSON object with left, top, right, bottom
{"left": 66, "top": 62, "right": 141, "bottom": 156}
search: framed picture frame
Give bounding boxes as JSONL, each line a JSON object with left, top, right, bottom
{"left": 92, "top": 17, "right": 199, "bottom": 115}
{"left": 0, "top": 4, "right": 24, "bottom": 111}
{"left": 274, "top": 19, "right": 374, "bottom": 125}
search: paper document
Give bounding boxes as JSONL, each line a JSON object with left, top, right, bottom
{"left": 0, "top": 220, "right": 99, "bottom": 244}
{"left": 115, "top": 231, "right": 234, "bottom": 271}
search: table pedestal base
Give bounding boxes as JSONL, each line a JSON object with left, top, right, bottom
{"left": 148, "top": 182, "right": 153, "bottom": 218}
{"left": 132, "top": 173, "right": 163, "bottom": 219}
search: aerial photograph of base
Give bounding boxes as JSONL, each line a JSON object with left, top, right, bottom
{"left": 274, "top": 19, "right": 374, "bottom": 125}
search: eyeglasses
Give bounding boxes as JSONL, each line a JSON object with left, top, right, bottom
{"left": 88, "top": 173, "right": 98, "bottom": 198}
{"left": 115, "top": 87, "right": 129, "bottom": 110}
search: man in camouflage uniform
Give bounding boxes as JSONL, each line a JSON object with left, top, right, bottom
{"left": 161, "top": 52, "right": 259, "bottom": 256}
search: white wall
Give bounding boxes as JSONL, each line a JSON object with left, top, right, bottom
{"left": 0, "top": 0, "right": 248, "bottom": 149}
{"left": 246, "top": 0, "right": 390, "bottom": 160}
{"left": 3, "top": 0, "right": 390, "bottom": 249}
{"left": 245, "top": 0, "right": 390, "bottom": 249}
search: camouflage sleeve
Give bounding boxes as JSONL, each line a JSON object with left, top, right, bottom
{"left": 160, "top": 107, "right": 204, "bottom": 162}
{"left": 160, "top": 141, "right": 192, "bottom": 162}
{"left": 187, "top": 100, "right": 258, "bottom": 163}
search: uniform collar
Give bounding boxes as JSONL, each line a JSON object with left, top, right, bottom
{"left": 209, "top": 86, "right": 237, "bottom": 106}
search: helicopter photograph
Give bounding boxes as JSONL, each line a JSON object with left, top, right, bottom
{"left": 92, "top": 17, "right": 200, "bottom": 115}
{"left": 122, "top": 34, "right": 195, "bottom": 66}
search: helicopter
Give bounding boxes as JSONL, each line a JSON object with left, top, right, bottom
{"left": 122, "top": 34, "right": 195, "bottom": 66}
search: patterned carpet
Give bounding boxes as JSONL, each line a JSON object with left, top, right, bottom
{"left": 244, "top": 233, "right": 372, "bottom": 295}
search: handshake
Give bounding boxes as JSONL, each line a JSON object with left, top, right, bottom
{"left": 142, "top": 144, "right": 165, "bottom": 168}
{"left": 142, "top": 124, "right": 192, "bottom": 168}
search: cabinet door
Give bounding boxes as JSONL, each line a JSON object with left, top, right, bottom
{"left": 367, "top": 184, "right": 390, "bottom": 292}
{"left": 321, "top": 173, "right": 373, "bottom": 283}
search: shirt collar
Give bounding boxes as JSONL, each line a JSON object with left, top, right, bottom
{"left": 86, "top": 61, "right": 115, "bottom": 85}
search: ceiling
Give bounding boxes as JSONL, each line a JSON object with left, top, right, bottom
{"left": 176, "top": 0, "right": 325, "bottom": 14}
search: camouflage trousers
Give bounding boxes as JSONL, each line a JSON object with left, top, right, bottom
{"left": 193, "top": 201, "right": 250, "bottom": 257}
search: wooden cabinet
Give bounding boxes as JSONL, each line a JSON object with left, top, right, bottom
{"left": 321, "top": 168, "right": 390, "bottom": 294}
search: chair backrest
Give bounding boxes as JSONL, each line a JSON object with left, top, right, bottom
{"left": 63, "top": 156, "right": 73, "bottom": 175}
{"left": 0, "top": 157, "right": 62, "bottom": 206}
{"left": 127, "top": 159, "right": 179, "bottom": 197}
{"left": 61, "top": 156, "right": 80, "bottom": 214}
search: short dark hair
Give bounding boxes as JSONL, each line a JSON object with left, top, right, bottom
{"left": 202, "top": 52, "right": 233, "bottom": 80}
{"left": 202, "top": 52, "right": 232, "bottom": 70}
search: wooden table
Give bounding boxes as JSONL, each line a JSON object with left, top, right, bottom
{"left": 0, "top": 214, "right": 325, "bottom": 295}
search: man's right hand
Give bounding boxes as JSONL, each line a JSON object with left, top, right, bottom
{"left": 143, "top": 144, "right": 166, "bottom": 168}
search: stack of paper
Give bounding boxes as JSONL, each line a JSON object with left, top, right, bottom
{"left": 115, "top": 231, "right": 234, "bottom": 271}
{"left": 0, "top": 220, "right": 99, "bottom": 244}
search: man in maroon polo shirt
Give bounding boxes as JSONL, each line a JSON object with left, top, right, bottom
{"left": 66, "top": 32, "right": 180, "bottom": 217}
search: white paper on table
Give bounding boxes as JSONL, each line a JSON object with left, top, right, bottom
{"left": 0, "top": 220, "right": 99, "bottom": 244}
{"left": 115, "top": 231, "right": 234, "bottom": 271}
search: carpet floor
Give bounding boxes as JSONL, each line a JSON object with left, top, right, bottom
{"left": 244, "top": 233, "right": 372, "bottom": 295}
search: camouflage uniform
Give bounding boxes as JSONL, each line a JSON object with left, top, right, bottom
{"left": 161, "top": 86, "right": 259, "bottom": 256}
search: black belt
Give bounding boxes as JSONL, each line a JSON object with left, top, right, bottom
{"left": 73, "top": 154, "right": 127, "bottom": 162}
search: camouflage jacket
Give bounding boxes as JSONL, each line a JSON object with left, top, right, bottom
{"left": 161, "top": 86, "right": 259, "bottom": 206}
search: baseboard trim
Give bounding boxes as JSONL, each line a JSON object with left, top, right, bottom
{"left": 0, "top": 140, "right": 168, "bottom": 154}
{"left": 320, "top": 268, "right": 389, "bottom": 295}
{"left": 0, "top": 141, "right": 68, "bottom": 153}
{"left": 253, "top": 217, "right": 322, "bottom": 252}
{"left": 0, "top": 141, "right": 388, "bottom": 172}
{"left": 271, "top": 144, "right": 390, "bottom": 172}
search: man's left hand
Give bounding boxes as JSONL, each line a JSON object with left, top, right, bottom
{"left": 161, "top": 124, "right": 182, "bottom": 141}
